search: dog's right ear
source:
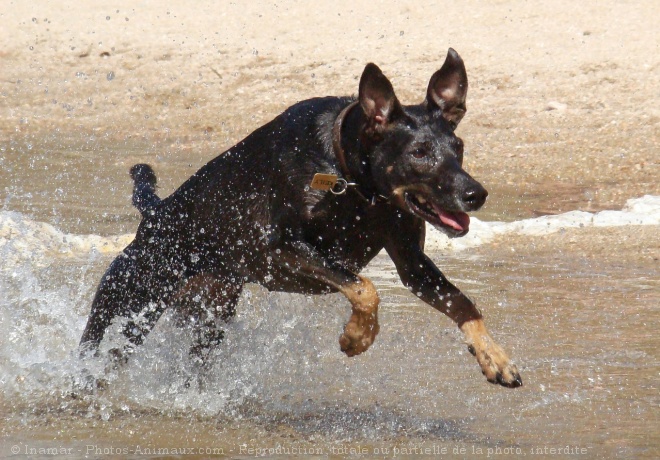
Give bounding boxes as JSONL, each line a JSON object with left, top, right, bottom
{"left": 359, "top": 63, "right": 403, "bottom": 135}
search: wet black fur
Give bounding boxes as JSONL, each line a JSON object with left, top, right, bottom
{"left": 80, "top": 49, "right": 489, "bottom": 364}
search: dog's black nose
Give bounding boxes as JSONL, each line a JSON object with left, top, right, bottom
{"left": 462, "top": 185, "right": 488, "bottom": 210}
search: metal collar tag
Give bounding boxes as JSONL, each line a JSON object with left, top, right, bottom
{"left": 310, "top": 173, "right": 354, "bottom": 195}
{"left": 310, "top": 173, "right": 339, "bottom": 191}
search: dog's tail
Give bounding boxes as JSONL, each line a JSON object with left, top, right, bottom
{"left": 129, "top": 164, "right": 161, "bottom": 217}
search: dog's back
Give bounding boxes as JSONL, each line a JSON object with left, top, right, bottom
{"left": 128, "top": 97, "right": 350, "bottom": 274}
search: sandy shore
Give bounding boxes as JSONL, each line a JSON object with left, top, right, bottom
{"left": 1, "top": 4, "right": 659, "bottom": 456}
{"left": 2, "top": 0, "right": 659, "bottom": 216}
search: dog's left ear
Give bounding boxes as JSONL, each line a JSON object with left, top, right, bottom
{"left": 359, "top": 63, "right": 403, "bottom": 135}
{"left": 426, "top": 48, "right": 468, "bottom": 128}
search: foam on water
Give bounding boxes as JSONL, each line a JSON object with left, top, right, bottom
{"left": 0, "top": 211, "right": 133, "bottom": 266}
{"left": 0, "top": 196, "right": 658, "bottom": 431}
{"left": 426, "top": 195, "right": 660, "bottom": 251}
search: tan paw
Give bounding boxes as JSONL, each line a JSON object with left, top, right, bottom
{"left": 462, "top": 319, "right": 522, "bottom": 388}
{"left": 339, "top": 314, "right": 380, "bottom": 357}
{"left": 467, "top": 341, "right": 522, "bottom": 388}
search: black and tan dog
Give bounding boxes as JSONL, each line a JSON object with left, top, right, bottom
{"left": 80, "top": 49, "right": 521, "bottom": 388}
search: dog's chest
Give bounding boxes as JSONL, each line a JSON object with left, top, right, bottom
{"left": 304, "top": 199, "right": 394, "bottom": 270}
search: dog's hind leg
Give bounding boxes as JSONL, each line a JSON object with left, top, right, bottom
{"left": 79, "top": 247, "right": 177, "bottom": 364}
{"left": 80, "top": 253, "right": 135, "bottom": 356}
{"left": 171, "top": 274, "right": 243, "bottom": 365}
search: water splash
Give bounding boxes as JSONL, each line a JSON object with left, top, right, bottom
{"left": 427, "top": 195, "right": 660, "bottom": 251}
{"left": 0, "top": 196, "right": 657, "bottom": 445}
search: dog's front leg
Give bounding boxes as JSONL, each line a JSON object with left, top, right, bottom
{"left": 336, "top": 275, "right": 380, "bottom": 357}
{"left": 386, "top": 235, "right": 522, "bottom": 388}
{"left": 268, "top": 240, "right": 379, "bottom": 357}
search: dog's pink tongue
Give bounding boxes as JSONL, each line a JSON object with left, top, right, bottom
{"left": 438, "top": 209, "right": 470, "bottom": 232}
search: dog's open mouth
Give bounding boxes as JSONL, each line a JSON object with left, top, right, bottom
{"left": 405, "top": 193, "right": 470, "bottom": 236}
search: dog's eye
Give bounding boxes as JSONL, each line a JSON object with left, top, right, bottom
{"left": 411, "top": 148, "right": 428, "bottom": 159}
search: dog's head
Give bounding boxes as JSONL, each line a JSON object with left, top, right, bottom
{"left": 358, "top": 49, "right": 487, "bottom": 237}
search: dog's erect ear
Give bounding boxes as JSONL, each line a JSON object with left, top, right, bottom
{"left": 359, "top": 63, "right": 403, "bottom": 134}
{"left": 426, "top": 48, "right": 468, "bottom": 127}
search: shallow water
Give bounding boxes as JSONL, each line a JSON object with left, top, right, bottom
{"left": 1, "top": 139, "right": 658, "bottom": 459}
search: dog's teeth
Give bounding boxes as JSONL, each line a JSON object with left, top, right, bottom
{"left": 416, "top": 195, "right": 427, "bottom": 204}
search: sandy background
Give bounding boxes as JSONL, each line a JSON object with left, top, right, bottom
{"left": 1, "top": 3, "right": 659, "bottom": 456}
{"left": 2, "top": 0, "right": 658, "bottom": 222}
